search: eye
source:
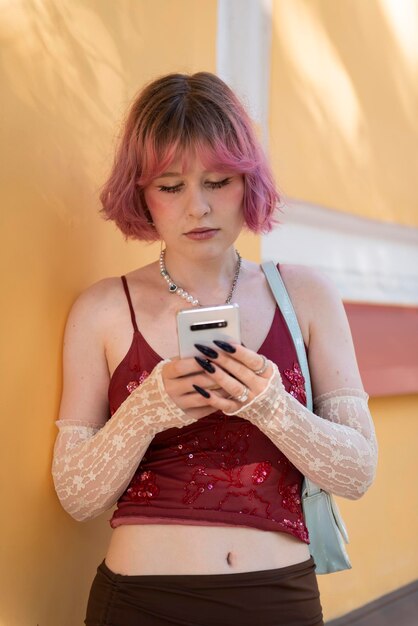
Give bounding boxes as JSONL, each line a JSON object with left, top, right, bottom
{"left": 158, "top": 183, "right": 183, "bottom": 194}
{"left": 206, "top": 178, "right": 232, "bottom": 190}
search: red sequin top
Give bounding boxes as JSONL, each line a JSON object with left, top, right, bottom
{"left": 108, "top": 270, "right": 309, "bottom": 543}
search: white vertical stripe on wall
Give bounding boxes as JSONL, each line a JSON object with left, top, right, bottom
{"left": 216, "top": 0, "right": 272, "bottom": 146}
{"left": 216, "top": 1, "right": 418, "bottom": 307}
{"left": 261, "top": 199, "right": 418, "bottom": 306}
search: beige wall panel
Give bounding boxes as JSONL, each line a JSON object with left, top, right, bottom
{"left": 0, "top": 1, "right": 218, "bottom": 625}
{"left": 270, "top": 0, "right": 418, "bottom": 226}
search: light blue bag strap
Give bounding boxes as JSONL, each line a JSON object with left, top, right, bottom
{"left": 261, "top": 261, "right": 319, "bottom": 497}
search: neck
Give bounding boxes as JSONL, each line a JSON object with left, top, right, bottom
{"left": 161, "top": 247, "right": 240, "bottom": 306}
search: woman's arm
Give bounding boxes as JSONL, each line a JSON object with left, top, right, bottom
{"left": 52, "top": 360, "right": 197, "bottom": 521}
{"left": 224, "top": 364, "right": 377, "bottom": 499}
{"left": 52, "top": 283, "right": 198, "bottom": 522}
{"left": 192, "top": 267, "right": 378, "bottom": 499}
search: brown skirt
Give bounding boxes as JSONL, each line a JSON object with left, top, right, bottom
{"left": 84, "top": 556, "right": 323, "bottom": 626}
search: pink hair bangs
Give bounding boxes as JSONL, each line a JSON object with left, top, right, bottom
{"left": 136, "top": 136, "right": 281, "bottom": 237}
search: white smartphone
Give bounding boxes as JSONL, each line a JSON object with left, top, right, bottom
{"left": 177, "top": 304, "right": 241, "bottom": 358}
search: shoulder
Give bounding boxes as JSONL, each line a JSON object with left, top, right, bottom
{"left": 278, "top": 264, "right": 364, "bottom": 392}
{"left": 65, "top": 276, "right": 126, "bottom": 339}
{"left": 68, "top": 276, "right": 123, "bottom": 316}
{"left": 277, "top": 263, "right": 344, "bottom": 348}
{"left": 279, "top": 263, "right": 335, "bottom": 293}
{"left": 65, "top": 262, "right": 160, "bottom": 339}
{"left": 279, "top": 263, "right": 342, "bottom": 313}
{"left": 59, "top": 277, "right": 125, "bottom": 425}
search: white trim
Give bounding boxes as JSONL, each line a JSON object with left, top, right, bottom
{"left": 216, "top": 0, "right": 272, "bottom": 146}
{"left": 261, "top": 199, "right": 418, "bottom": 306}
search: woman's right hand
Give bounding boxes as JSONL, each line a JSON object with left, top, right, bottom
{"left": 162, "top": 358, "right": 227, "bottom": 420}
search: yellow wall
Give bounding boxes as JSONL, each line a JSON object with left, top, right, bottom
{"left": 318, "top": 395, "right": 418, "bottom": 618}
{"left": 269, "top": 0, "right": 418, "bottom": 619}
{"left": 270, "top": 0, "right": 418, "bottom": 227}
{"left": 1, "top": 1, "right": 417, "bottom": 624}
{"left": 0, "top": 2, "right": 218, "bottom": 625}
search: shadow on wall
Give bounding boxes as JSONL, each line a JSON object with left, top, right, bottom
{"left": 2, "top": 1, "right": 216, "bottom": 623}
{"left": 0, "top": 3, "right": 156, "bottom": 626}
{"left": 270, "top": 0, "right": 418, "bottom": 225}
{"left": 1, "top": 1, "right": 142, "bottom": 284}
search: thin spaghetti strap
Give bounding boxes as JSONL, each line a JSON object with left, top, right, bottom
{"left": 121, "top": 276, "right": 139, "bottom": 332}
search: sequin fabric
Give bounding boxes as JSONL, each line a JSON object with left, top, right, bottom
{"left": 283, "top": 362, "right": 307, "bottom": 405}
{"left": 126, "top": 470, "right": 160, "bottom": 503}
{"left": 224, "top": 363, "right": 377, "bottom": 500}
{"left": 113, "top": 402, "right": 309, "bottom": 540}
{"left": 127, "top": 371, "right": 150, "bottom": 394}
{"left": 108, "top": 304, "right": 310, "bottom": 542}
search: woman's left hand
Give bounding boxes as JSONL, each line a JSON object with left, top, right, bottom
{"left": 192, "top": 341, "right": 273, "bottom": 414}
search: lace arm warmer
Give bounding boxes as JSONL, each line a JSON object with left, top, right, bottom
{"left": 52, "top": 361, "right": 194, "bottom": 522}
{"left": 225, "top": 363, "right": 377, "bottom": 499}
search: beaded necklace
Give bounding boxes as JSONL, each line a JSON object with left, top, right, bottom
{"left": 159, "top": 249, "right": 241, "bottom": 307}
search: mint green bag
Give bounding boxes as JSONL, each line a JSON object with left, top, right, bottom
{"left": 262, "top": 262, "right": 351, "bottom": 574}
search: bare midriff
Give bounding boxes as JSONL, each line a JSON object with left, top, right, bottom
{"left": 105, "top": 524, "right": 310, "bottom": 575}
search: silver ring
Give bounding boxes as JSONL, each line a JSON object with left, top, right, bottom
{"left": 233, "top": 385, "right": 250, "bottom": 403}
{"left": 253, "top": 355, "right": 268, "bottom": 376}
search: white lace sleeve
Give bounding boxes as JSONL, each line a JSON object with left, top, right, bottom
{"left": 224, "top": 362, "right": 378, "bottom": 499}
{"left": 52, "top": 360, "right": 195, "bottom": 522}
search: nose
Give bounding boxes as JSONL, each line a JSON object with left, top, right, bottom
{"left": 185, "top": 185, "right": 211, "bottom": 218}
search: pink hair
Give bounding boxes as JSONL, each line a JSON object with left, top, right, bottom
{"left": 100, "top": 72, "right": 281, "bottom": 241}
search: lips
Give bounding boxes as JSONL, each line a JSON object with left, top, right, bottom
{"left": 185, "top": 228, "right": 218, "bottom": 234}
{"left": 183, "top": 228, "right": 219, "bottom": 241}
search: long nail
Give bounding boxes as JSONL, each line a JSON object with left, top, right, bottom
{"left": 194, "top": 344, "right": 219, "bottom": 359}
{"left": 213, "top": 340, "right": 236, "bottom": 354}
{"left": 193, "top": 384, "right": 211, "bottom": 398}
{"left": 194, "top": 356, "right": 216, "bottom": 373}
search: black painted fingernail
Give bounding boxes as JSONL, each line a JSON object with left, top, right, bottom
{"left": 194, "top": 344, "right": 219, "bottom": 359}
{"left": 194, "top": 356, "right": 216, "bottom": 373}
{"left": 213, "top": 340, "right": 236, "bottom": 353}
{"left": 193, "top": 384, "right": 211, "bottom": 398}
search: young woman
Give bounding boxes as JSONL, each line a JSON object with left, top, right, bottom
{"left": 52, "top": 72, "right": 377, "bottom": 626}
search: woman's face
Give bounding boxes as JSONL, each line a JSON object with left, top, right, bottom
{"left": 143, "top": 153, "right": 245, "bottom": 259}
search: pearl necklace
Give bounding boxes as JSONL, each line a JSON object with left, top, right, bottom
{"left": 159, "top": 248, "right": 242, "bottom": 307}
